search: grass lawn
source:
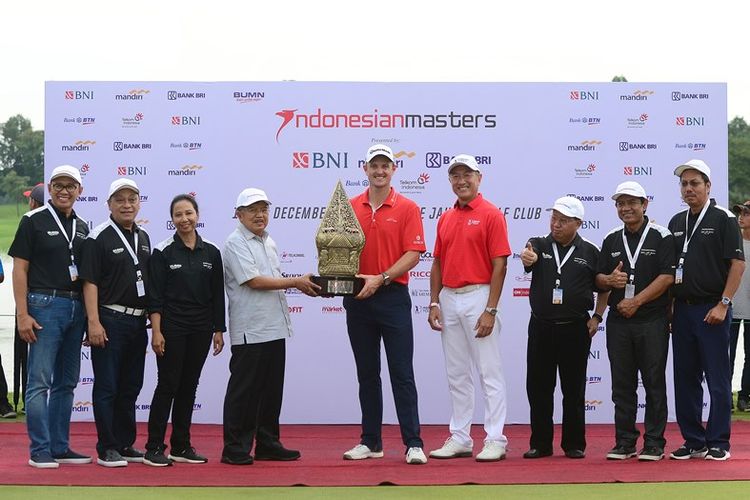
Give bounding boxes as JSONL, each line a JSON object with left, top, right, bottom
{"left": 0, "top": 203, "right": 24, "bottom": 254}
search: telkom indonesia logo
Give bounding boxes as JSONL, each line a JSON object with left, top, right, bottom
{"left": 275, "top": 109, "right": 297, "bottom": 142}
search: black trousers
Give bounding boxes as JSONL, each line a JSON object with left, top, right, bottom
{"left": 606, "top": 316, "right": 669, "bottom": 449}
{"left": 222, "top": 339, "right": 285, "bottom": 459}
{"left": 526, "top": 315, "right": 591, "bottom": 452}
{"left": 146, "top": 330, "right": 212, "bottom": 452}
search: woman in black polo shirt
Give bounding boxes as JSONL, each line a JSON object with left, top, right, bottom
{"left": 143, "top": 194, "right": 226, "bottom": 466}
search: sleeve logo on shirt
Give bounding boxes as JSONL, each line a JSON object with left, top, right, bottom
{"left": 47, "top": 230, "right": 60, "bottom": 236}
{"left": 169, "top": 264, "right": 182, "bottom": 270}
{"left": 141, "top": 245, "right": 150, "bottom": 252}
{"left": 673, "top": 231, "right": 684, "bottom": 237}
{"left": 76, "top": 232, "right": 87, "bottom": 239}
{"left": 610, "top": 251, "right": 621, "bottom": 257}
{"left": 112, "top": 247, "right": 124, "bottom": 254}
{"left": 574, "top": 257, "right": 588, "bottom": 266}
{"left": 542, "top": 252, "right": 553, "bottom": 259}
{"left": 202, "top": 262, "right": 213, "bottom": 269}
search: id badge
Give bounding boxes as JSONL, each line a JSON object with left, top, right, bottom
{"left": 625, "top": 283, "right": 635, "bottom": 299}
{"left": 552, "top": 288, "right": 563, "bottom": 305}
{"left": 136, "top": 279, "right": 146, "bottom": 297}
{"left": 68, "top": 264, "right": 79, "bottom": 282}
{"left": 675, "top": 268, "right": 683, "bottom": 284}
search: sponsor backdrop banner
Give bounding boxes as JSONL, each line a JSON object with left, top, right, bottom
{"left": 46, "top": 82, "right": 726, "bottom": 426}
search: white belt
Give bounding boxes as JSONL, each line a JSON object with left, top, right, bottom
{"left": 444, "top": 284, "right": 483, "bottom": 294}
{"left": 102, "top": 304, "right": 147, "bottom": 317}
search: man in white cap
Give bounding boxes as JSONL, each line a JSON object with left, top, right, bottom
{"left": 79, "top": 178, "right": 152, "bottom": 467}
{"left": 221, "top": 187, "right": 319, "bottom": 465}
{"left": 427, "top": 154, "right": 511, "bottom": 462}
{"left": 342, "top": 144, "right": 427, "bottom": 465}
{"left": 729, "top": 200, "right": 750, "bottom": 412}
{"left": 519, "top": 196, "right": 608, "bottom": 459}
{"left": 667, "top": 159, "right": 745, "bottom": 461}
{"left": 595, "top": 182, "right": 675, "bottom": 461}
{"left": 9, "top": 165, "right": 90, "bottom": 468}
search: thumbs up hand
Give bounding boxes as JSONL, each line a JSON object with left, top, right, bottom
{"left": 609, "top": 261, "right": 629, "bottom": 289}
{"left": 521, "top": 241, "right": 538, "bottom": 267}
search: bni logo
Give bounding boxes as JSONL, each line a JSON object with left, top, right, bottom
{"left": 293, "top": 152, "right": 309, "bottom": 168}
{"left": 65, "top": 90, "right": 94, "bottom": 100}
{"left": 171, "top": 116, "right": 201, "bottom": 126}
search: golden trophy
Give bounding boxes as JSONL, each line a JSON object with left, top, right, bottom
{"left": 312, "top": 180, "right": 366, "bottom": 296}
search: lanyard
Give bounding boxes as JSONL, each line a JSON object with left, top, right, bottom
{"left": 679, "top": 199, "right": 710, "bottom": 267}
{"left": 108, "top": 219, "right": 140, "bottom": 268}
{"left": 621, "top": 224, "right": 650, "bottom": 283}
{"left": 552, "top": 241, "right": 575, "bottom": 276}
{"left": 46, "top": 205, "right": 77, "bottom": 264}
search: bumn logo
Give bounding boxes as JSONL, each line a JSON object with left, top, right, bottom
{"left": 65, "top": 90, "right": 94, "bottom": 100}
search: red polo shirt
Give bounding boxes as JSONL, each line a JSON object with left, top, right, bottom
{"left": 350, "top": 187, "right": 426, "bottom": 285}
{"left": 434, "top": 193, "right": 511, "bottom": 288}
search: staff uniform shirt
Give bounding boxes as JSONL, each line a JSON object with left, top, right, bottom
{"left": 598, "top": 217, "right": 675, "bottom": 323}
{"left": 351, "top": 187, "right": 426, "bottom": 286}
{"left": 433, "top": 193, "right": 511, "bottom": 287}
{"left": 148, "top": 232, "right": 226, "bottom": 335}
{"left": 668, "top": 199, "right": 744, "bottom": 301}
{"left": 9, "top": 203, "right": 89, "bottom": 292}
{"left": 223, "top": 224, "right": 292, "bottom": 346}
{"left": 79, "top": 217, "right": 151, "bottom": 309}
{"left": 524, "top": 233, "right": 600, "bottom": 321}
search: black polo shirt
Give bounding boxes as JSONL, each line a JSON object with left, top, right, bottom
{"left": 525, "top": 232, "right": 601, "bottom": 321}
{"left": 149, "top": 232, "right": 226, "bottom": 335}
{"left": 8, "top": 203, "right": 89, "bottom": 292}
{"left": 668, "top": 199, "right": 744, "bottom": 301}
{"left": 79, "top": 217, "right": 151, "bottom": 308}
{"left": 598, "top": 217, "right": 675, "bottom": 323}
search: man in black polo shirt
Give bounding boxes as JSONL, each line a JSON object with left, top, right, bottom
{"left": 668, "top": 159, "right": 745, "bottom": 461}
{"left": 80, "top": 178, "right": 151, "bottom": 468}
{"left": 596, "top": 181, "right": 675, "bottom": 462}
{"left": 9, "top": 165, "right": 91, "bottom": 468}
{"left": 520, "top": 196, "right": 608, "bottom": 459}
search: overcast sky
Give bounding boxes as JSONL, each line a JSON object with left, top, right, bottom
{"left": 1, "top": 0, "right": 746, "bottom": 128}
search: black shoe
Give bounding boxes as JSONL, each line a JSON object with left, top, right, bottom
{"left": 220, "top": 455, "right": 254, "bottom": 465}
{"left": 254, "top": 446, "right": 301, "bottom": 461}
{"left": 738, "top": 398, "right": 749, "bottom": 412}
{"left": 53, "top": 449, "right": 92, "bottom": 464}
{"left": 523, "top": 448, "right": 553, "bottom": 459}
{"left": 669, "top": 445, "right": 708, "bottom": 460}
{"left": 606, "top": 445, "right": 636, "bottom": 460}
{"left": 565, "top": 449, "right": 585, "bottom": 459}
{"left": 0, "top": 403, "right": 17, "bottom": 419}
{"left": 637, "top": 446, "right": 664, "bottom": 461}
{"left": 119, "top": 446, "right": 145, "bottom": 463}
{"left": 169, "top": 447, "right": 208, "bottom": 464}
{"left": 144, "top": 448, "right": 173, "bottom": 467}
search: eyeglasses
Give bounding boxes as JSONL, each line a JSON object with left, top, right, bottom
{"left": 615, "top": 199, "right": 643, "bottom": 208}
{"left": 51, "top": 183, "right": 79, "bottom": 193}
{"left": 550, "top": 215, "right": 575, "bottom": 226}
{"left": 111, "top": 195, "right": 140, "bottom": 205}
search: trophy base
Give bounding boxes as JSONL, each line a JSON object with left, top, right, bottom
{"left": 312, "top": 276, "right": 365, "bottom": 297}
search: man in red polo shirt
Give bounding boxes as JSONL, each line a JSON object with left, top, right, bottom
{"left": 427, "top": 154, "right": 511, "bottom": 462}
{"left": 342, "top": 144, "right": 427, "bottom": 465}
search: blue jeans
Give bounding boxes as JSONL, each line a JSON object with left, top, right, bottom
{"left": 91, "top": 307, "right": 147, "bottom": 456}
{"left": 343, "top": 284, "right": 423, "bottom": 452}
{"left": 25, "top": 292, "right": 85, "bottom": 457}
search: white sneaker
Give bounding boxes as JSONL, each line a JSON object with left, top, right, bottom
{"left": 476, "top": 440, "right": 506, "bottom": 462}
{"left": 343, "top": 444, "right": 384, "bottom": 460}
{"left": 406, "top": 447, "right": 427, "bottom": 464}
{"left": 429, "top": 437, "right": 473, "bottom": 459}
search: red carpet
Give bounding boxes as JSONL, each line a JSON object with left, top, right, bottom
{"left": 2, "top": 421, "right": 750, "bottom": 486}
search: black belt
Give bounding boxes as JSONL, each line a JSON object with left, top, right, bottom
{"left": 678, "top": 297, "right": 721, "bottom": 305}
{"left": 531, "top": 312, "right": 587, "bottom": 325}
{"left": 29, "top": 288, "right": 81, "bottom": 300}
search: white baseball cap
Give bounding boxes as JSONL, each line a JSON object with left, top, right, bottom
{"left": 50, "top": 164, "right": 83, "bottom": 185}
{"left": 366, "top": 144, "right": 395, "bottom": 163}
{"left": 674, "top": 159, "right": 711, "bottom": 180}
{"left": 108, "top": 178, "right": 140, "bottom": 199}
{"left": 447, "top": 154, "right": 481, "bottom": 174}
{"left": 612, "top": 181, "right": 647, "bottom": 200}
{"left": 547, "top": 196, "right": 585, "bottom": 219}
{"left": 236, "top": 187, "right": 271, "bottom": 209}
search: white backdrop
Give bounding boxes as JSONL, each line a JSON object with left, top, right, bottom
{"left": 44, "top": 82, "right": 727, "bottom": 425}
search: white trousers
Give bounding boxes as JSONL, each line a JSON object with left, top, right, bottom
{"left": 439, "top": 284, "right": 508, "bottom": 448}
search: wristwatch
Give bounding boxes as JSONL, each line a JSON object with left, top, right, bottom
{"left": 381, "top": 272, "right": 391, "bottom": 286}
{"left": 721, "top": 296, "right": 732, "bottom": 306}
{"left": 485, "top": 307, "right": 498, "bottom": 316}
